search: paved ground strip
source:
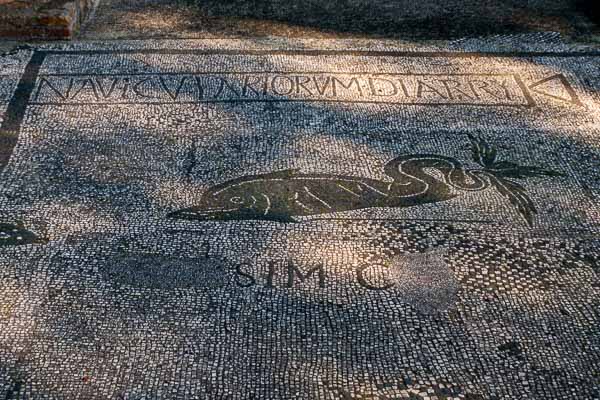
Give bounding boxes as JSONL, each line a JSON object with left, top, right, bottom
{"left": 0, "top": 43, "right": 599, "bottom": 399}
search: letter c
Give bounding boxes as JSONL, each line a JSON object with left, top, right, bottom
{"left": 356, "top": 263, "right": 395, "bottom": 291}
{"left": 132, "top": 77, "right": 156, "bottom": 99}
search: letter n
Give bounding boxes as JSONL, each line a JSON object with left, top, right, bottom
{"left": 34, "top": 77, "right": 74, "bottom": 102}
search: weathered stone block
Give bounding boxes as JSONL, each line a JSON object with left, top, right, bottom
{"left": 0, "top": 0, "right": 98, "bottom": 39}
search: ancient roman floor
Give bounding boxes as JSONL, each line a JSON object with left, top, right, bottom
{"left": 0, "top": 37, "right": 599, "bottom": 399}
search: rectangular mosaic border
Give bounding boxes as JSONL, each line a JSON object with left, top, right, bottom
{"left": 1, "top": 48, "right": 599, "bottom": 171}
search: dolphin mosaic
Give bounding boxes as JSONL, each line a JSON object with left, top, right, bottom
{"left": 168, "top": 136, "right": 561, "bottom": 226}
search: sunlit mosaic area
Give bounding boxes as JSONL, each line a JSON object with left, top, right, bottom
{"left": 0, "top": 44, "right": 599, "bottom": 399}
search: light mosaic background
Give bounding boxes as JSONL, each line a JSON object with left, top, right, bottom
{"left": 0, "top": 40, "right": 598, "bottom": 399}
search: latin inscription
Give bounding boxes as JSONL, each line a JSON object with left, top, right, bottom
{"left": 31, "top": 73, "right": 532, "bottom": 106}
{"left": 236, "top": 261, "right": 328, "bottom": 289}
{"left": 235, "top": 261, "right": 395, "bottom": 290}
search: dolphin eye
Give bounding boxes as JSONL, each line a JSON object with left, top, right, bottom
{"left": 230, "top": 197, "right": 244, "bottom": 204}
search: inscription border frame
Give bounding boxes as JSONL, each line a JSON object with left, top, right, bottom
{"left": 1, "top": 48, "right": 597, "bottom": 172}
{"left": 29, "top": 72, "right": 534, "bottom": 107}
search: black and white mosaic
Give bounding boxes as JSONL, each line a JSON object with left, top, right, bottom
{"left": 0, "top": 42, "right": 599, "bottom": 399}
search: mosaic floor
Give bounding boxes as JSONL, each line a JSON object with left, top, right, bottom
{"left": 0, "top": 39, "right": 599, "bottom": 399}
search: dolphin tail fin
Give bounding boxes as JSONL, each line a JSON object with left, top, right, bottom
{"left": 483, "top": 173, "right": 537, "bottom": 227}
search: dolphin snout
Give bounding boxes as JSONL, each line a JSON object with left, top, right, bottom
{"left": 167, "top": 209, "right": 215, "bottom": 220}
{"left": 168, "top": 207, "right": 243, "bottom": 221}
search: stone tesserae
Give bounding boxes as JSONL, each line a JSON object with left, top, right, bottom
{"left": 0, "top": 42, "right": 598, "bottom": 400}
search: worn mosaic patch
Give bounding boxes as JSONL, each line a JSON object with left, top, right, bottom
{"left": 0, "top": 46, "right": 599, "bottom": 399}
